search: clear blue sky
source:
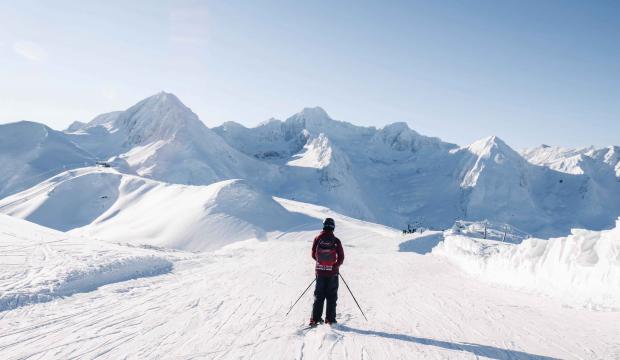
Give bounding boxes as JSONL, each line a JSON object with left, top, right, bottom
{"left": 0, "top": 0, "right": 618, "bottom": 148}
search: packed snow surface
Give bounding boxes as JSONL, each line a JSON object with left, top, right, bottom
{"left": 434, "top": 219, "right": 620, "bottom": 309}
{"left": 0, "top": 214, "right": 176, "bottom": 312}
{"left": 1, "top": 201, "right": 619, "bottom": 359}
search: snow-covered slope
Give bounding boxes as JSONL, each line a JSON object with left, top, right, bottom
{"left": 453, "top": 136, "right": 541, "bottom": 231}
{"left": 434, "top": 218, "right": 620, "bottom": 309}
{"left": 0, "top": 214, "right": 177, "bottom": 312}
{"left": 523, "top": 144, "right": 620, "bottom": 178}
{"left": 213, "top": 119, "right": 310, "bottom": 161}
{"left": 522, "top": 145, "right": 594, "bottom": 175}
{"left": 0, "top": 167, "right": 314, "bottom": 251}
{"left": 215, "top": 107, "right": 464, "bottom": 228}
{"left": 1, "top": 201, "right": 619, "bottom": 359}
{"left": 281, "top": 133, "right": 372, "bottom": 219}
{"left": 0, "top": 121, "right": 94, "bottom": 198}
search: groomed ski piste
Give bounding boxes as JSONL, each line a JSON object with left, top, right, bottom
{"left": 1, "top": 168, "right": 619, "bottom": 359}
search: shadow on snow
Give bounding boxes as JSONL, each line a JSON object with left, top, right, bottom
{"left": 398, "top": 233, "right": 444, "bottom": 255}
{"left": 338, "top": 325, "right": 557, "bottom": 360}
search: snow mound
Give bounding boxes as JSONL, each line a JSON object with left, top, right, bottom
{"left": 446, "top": 220, "right": 531, "bottom": 244}
{"left": 81, "top": 175, "right": 316, "bottom": 251}
{"left": 0, "top": 167, "right": 315, "bottom": 251}
{"left": 433, "top": 219, "right": 620, "bottom": 309}
{"left": 195, "top": 179, "right": 317, "bottom": 247}
{"left": 0, "top": 214, "right": 174, "bottom": 312}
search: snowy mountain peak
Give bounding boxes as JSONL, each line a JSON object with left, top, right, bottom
{"left": 110, "top": 92, "right": 204, "bottom": 147}
{"left": 257, "top": 117, "right": 281, "bottom": 127}
{"left": 127, "top": 91, "right": 191, "bottom": 118}
{"left": 71, "top": 92, "right": 197, "bottom": 141}
{"left": 465, "top": 135, "right": 519, "bottom": 160}
{"left": 0, "top": 121, "right": 51, "bottom": 152}
{"left": 471, "top": 135, "right": 502, "bottom": 148}
{"left": 143, "top": 91, "right": 185, "bottom": 108}
{"left": 4, "top": 120, "right": 48, "bottom": 135}
{"left": 520, "top": 145, "right": 610, "bottom": 176}
{"left": 382, "top": 121, "right": 411, "bottom": 132}
{"left": 297, "top": 106, "right": 330, "bottom": 121}
{"left": 286, "top": 107, "right": 340, "bottom": 131}
{"left": 458, "top": 135, "right": 526, "bottom": 193}
{"left": 66, "top": 120, "right": 87, "bottom": 132}
{"left": 603, "top": 145, "right": 620, "bottom": 159}
{"left": 376, "top": 122, "right": 419, "bottom": 151}
{"left": 371, "top": 121, "right": 454, "bottom": 154}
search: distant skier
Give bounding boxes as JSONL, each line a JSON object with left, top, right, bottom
{"left": 309, "top": 217, "right": 344, "bottom": 326}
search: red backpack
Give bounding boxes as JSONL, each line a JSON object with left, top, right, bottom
{"left": 315, "top": 235, "right": 338, "bottom": 271}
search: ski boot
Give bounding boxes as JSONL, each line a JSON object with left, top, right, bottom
{"left": 308, "top": 318, "right": 324, "bottom": 327}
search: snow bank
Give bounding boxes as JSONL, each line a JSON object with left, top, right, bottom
{"left": 0, "top": 214, "right": 175, "bottom": 312}
{"left": 433, "top": 219, "right": 620, "bottom": 309}
{"left": 0, "top": 256, "right": 172, "bottom": 312}
{"left": 447, "top": 220, "right": 531, "bottom": 244}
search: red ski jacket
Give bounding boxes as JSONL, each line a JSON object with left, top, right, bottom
{"left": 311, "top": 230, "right": 344, "bottom": 277}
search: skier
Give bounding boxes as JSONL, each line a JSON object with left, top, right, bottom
{"left": 309, "top": 217, "right": 344, "bottom": 326}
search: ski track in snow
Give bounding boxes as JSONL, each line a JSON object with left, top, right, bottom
{"left": 1, "top": 243, "right": 619, "bottom": 358}
{"left": 1, "top": 205, "right": 619, "bottom": 359}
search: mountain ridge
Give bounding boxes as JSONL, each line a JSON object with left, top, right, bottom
{"left": 1, "top": 92, "right": 619, "bottom": 237}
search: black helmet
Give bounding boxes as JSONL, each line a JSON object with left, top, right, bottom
{"left": 323, "top": 217, "right": 335, "bottom": 230}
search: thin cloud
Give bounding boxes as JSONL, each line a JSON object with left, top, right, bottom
{"left": 13, "top": 40, "right": 48, "bottom": 62}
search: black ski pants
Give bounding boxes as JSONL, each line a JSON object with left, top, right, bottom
{"left": 311, "top": 274, "right": 339, "bottom": 322}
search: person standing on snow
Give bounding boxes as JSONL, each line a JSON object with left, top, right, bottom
{"left": 309, "top": 217, "right": 345, "bottom": 326}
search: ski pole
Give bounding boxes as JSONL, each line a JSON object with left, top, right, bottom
{"left": 285, "top": 278, "right": 316, "bottom": 316}
{"left": 338, "top": 273, "right": 368, "bottom": 321}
